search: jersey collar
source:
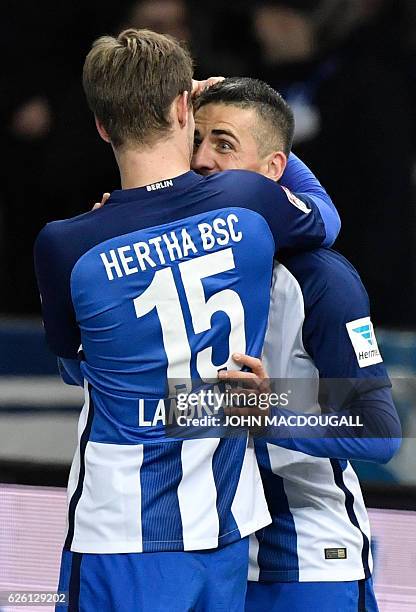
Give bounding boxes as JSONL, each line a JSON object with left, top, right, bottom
{"left": 106, "top": 171, "right": 204, "bottom": 205}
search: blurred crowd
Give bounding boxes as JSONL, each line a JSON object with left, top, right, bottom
{"left": 1, "top": 0, "right": 415, "bottom": 326}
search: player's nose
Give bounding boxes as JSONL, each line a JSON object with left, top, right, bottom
{"left": 192, "top": 142, "right": 217, "bottom": 175}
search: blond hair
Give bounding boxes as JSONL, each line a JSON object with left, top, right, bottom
{"left": 83, "top": 28, "right": 193, "bottom": 148}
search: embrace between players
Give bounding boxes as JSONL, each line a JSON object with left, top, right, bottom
{"left": 34, "top": 29, "right": 401, "bottom": 612}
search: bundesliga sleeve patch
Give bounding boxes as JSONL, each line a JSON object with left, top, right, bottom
{"left": 346, "top": 316, "right": 383, "bottom": 368}
{"left": 281, "top": 186, "right": 311, "bottom": 214}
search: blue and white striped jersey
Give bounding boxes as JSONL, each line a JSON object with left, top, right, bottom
{"left": 34, "top": 169, "right": 337, "bottom": 554}
{"left": 250, "top": 248, "right": 391, "bottom": 582}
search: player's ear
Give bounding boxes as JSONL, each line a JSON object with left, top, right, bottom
{"left": 95, "top": 116, "right": 111, "bottom": 143}
{"left": 176, "top": 91, "right": 190, "bottom": 128}
{"left": 265, "top": 151, "right": 287, "bottom": 182}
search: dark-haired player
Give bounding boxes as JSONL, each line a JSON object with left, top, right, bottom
{"left": 193, "top": 77, "right": 401, "bottom": 612}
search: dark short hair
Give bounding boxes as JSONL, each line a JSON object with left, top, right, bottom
{"left": 83, "top": 28, "right": 193, "bottom": 148}
{"left": 194, "top": 77, "right": 294, "bottom": 156}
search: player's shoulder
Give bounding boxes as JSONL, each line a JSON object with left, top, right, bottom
{"left": 279, "top": 248, "right": 368, "bottom": 311}
{"left": 34, "top": 208, "right": 111, "bottom": 276}
{"left": 204, "top": 168, "right": 272, "bottom": 186}
{"left": 203, "top": 169, "right": 283, "bottom": 198}
{"left": 203, "top": 170, "right": 294, "bottom": 225}
{"left": 35, "top": 206, "right": 111, "bottom": 254}
{"left": 37, "top": 208, "right": 99, "bottom": 240}
{"left": 281, "top": 248, "right": 361, "bottom": 283}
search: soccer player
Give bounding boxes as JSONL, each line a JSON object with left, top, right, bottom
{"left": 34, "top": 32, "right": 341, "bottom": 611}
{"left": 192, "top": 77, "right": 401, "bottom": 612}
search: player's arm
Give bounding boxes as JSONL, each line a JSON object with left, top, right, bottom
{"left": 269, "top": 386, "right": 401, "bottom": 464}
{"left": 58, "top": 357, "right": 83, "bottom": 386}
{"left": 280, "top": 152, "right": 340, "bottom": 247}
{"left": 221, "top": 361, "right": 400, "bottom": 465}
{"left": 34, "top": 222, "right": 83, "bottom": 386}
{"left": 221, "top": 271, "right": 401, "bottom": 463}
{"left": 263, "top": 264, "right": 401, "bottom": 463}
{"left": 247, "top": 171, "right": 339, "bottom": 252}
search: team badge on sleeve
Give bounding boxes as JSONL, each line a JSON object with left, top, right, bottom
{"left": 281, "top": 186, "right": 311, "bottom": 214}
{"left": 346, "top": 316, "right": 383, "bottom": 368}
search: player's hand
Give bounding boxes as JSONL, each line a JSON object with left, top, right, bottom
{"left": 218, "top": 353, "right": 269, "bottom": 387}
{"left": 92, "top": 192, "right": 110, "bottom": 211}
{"left": 192, "top": 77, "right": 224, "bottom": 99}
{"left": 218, "top": 354, "right": 271, "bottom": 420}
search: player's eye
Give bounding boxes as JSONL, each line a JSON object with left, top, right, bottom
{"left": 216, "top": 140, "right": 233, "bottom": 153}
{"left": 193, "top": 138, "right": 201, "bottom": 150}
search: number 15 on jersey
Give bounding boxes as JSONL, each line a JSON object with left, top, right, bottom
{"left": 133, "top": 248, "right": 246, "bottom": 392}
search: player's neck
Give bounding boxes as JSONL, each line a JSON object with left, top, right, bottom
{"left": 115, "top": 139, "right": 191, "bottom": 190}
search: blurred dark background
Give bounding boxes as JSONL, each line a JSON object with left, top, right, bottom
{"left": 1, "top": 0, "right": 415, "bottom": 326}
